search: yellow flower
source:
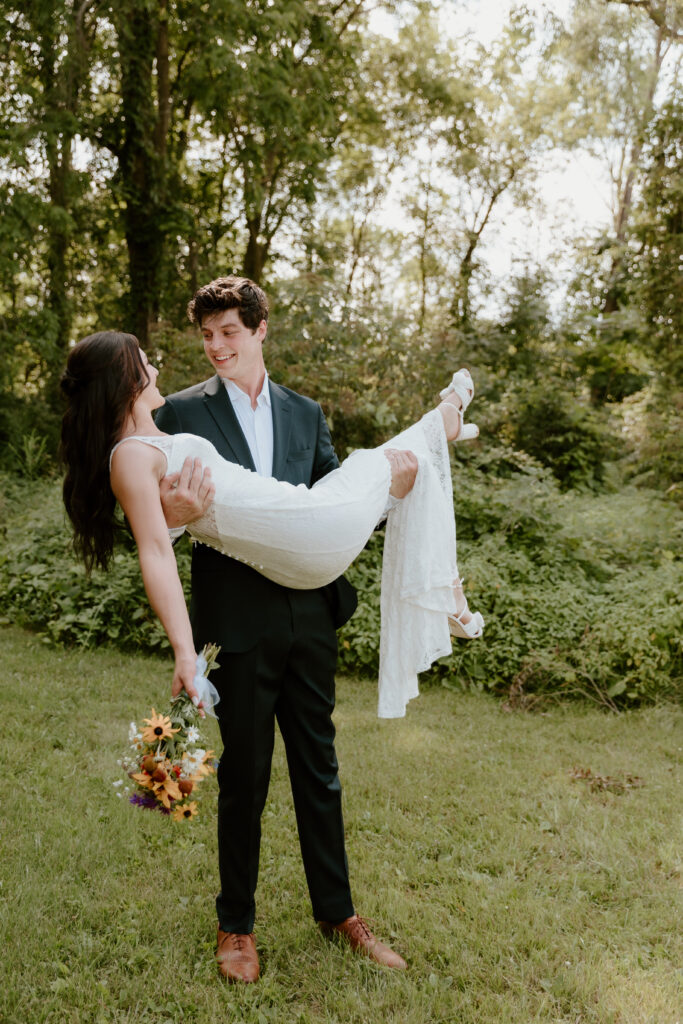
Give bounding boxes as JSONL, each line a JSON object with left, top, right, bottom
{"left": 172, "top": 801, "right": 198, "bottom": 822}
{"left": 130, "top": 772, "right": 154, "bottom": 790}
{"left": 141, "top": 710, "right": 179, "bottom": 745}
{"left": 152, "top": 775, "right": 183, "bottom": 809}
{"left": 195, "top": 750, "right": 216, "bottom": 778}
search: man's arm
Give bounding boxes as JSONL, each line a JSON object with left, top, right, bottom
{"left": 159, "top": 457, "right": 215, "bottom": 530}
{"left": 311, "top": 404, "right": 417, "bottom": 498}
{"left": 384, "top": 448, "right": 419, "bottom": 499}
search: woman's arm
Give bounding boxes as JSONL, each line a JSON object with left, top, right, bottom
{"left": 110, "top": 443, "right": 203, "bottom": 710}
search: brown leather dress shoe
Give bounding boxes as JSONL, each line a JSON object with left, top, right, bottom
{"left": 319, "top": 915, "right": 407, "bottom": 969}
{"left": 216, "top": 929, "right": 260, "bottom": 982}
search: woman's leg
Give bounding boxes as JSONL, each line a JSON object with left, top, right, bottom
{"left": 438, "top": 383, "right": 484, "bottom": 635}
{"left": 381, "top": 370, "right": 483, "bottom": 641}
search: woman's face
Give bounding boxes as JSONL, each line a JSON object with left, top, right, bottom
{"left": 136, "top": 349, "right": 165, "bottom": 412}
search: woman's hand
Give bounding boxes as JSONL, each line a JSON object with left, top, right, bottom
{"left": 172, "top": 651, "right": 206, "bottom": 718}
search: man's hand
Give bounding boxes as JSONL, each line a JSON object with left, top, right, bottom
{"left": 159, "top": 457, "right": 215, "bottom": 528}
{"left": 385, "top": 448, "right": 419, "bottom": 499}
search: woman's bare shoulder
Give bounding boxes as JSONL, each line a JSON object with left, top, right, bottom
{"left": 110, "top": 436, "right": 168, "bottom": 489}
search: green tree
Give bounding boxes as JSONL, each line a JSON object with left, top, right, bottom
{"left": 556, "top": 0, "right": 682, "bottom": 314}
{"left": 191, "top": 0, "right": 372, "bottom": 284}
{"left": 632, "top": 99, "right": 683, "bottom": 377}
{"left": 0, "top": 0, "right": 99, "bottom": 413}
{"left": 376, "top": 8, "right": 563, "bottom": 329}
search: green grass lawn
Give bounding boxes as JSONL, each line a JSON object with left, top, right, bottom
{"left": 1, "top": 625, "right": 680, "bottom": 1024}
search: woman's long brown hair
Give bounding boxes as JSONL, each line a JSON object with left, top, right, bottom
{"left": 60, "top": 331, "right": 149, "bottom": 572}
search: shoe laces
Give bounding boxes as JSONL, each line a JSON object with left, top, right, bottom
{"left": 348, "top": 915, "right": 374, "bottom": 942}
{"left": 222, "top": 931, "right": 249, "bottom": 952}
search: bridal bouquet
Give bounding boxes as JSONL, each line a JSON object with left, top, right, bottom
{"left": 115, "top": 643, "right": 221, "bottom": 821}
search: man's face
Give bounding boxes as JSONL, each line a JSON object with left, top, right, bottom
{"left": 201, "top": 308, "right": 267, "bottom": 390}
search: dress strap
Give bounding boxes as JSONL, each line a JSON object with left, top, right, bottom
{"left": 109, "top": 434, "right": 172, "bottom": 471}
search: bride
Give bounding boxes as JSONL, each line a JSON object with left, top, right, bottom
{"left": 60, "top": 331, "right": 484, "bottom": 718}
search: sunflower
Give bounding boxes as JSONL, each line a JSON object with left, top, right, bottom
{"left": 172, "top": 801, "right": 198, "bottom": 822}
{"left": 141, "top": 710, "right": 179, "bottom": 745}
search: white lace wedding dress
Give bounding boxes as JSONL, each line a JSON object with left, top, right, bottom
{"left": 111, "top": 409, "right": 458, "bottom": 718}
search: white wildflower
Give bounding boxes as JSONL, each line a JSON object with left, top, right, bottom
{"left": 186, "top": 726, "right": 200, "bottom": 744}
{"left": 182, "top": 748, "right": 206, "bottom": 774}
{"left": 128, "top": 722, "right": 138, "bottom": 743}
{"left": 112, "top": 780, "right": 123, "bottom": 788}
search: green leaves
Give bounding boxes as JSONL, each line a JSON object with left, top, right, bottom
{"left": 337, "top": 463, "right": 683, "bottom": 708}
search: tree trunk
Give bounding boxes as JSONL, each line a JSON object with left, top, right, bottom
{"left": 602, "top": 25, "right": 666, "bottom": 314}
{"left": 242, "top": 218, "right": 266, "bottom": 283}
{"left": 115, "top": 0, "right": 169, "bottom": 343}
{"left": 46, "top": 138, "right": 71, "bottom": 398}
{"left": 37, "top": 2, "right": 90, "bottom": 409}
{"left": 451, "top": 177, "right": 510, "bottom": 327}
{"left": 455, "top": 240, "right": 476, "bottom": 327}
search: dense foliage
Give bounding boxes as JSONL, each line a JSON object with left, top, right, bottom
{"left": 2, "top": 461, "right": 680, "bottom": 707}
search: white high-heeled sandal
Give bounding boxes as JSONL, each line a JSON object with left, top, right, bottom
{"left": 440, "top": 369, "right": 479, "bottom": 442}
{"left": 440, "top": 368, "right": 474, "bottom": 408}
{"left": 448, "top": 578, "right": 484, "bottom": 639}
{"left": 448, "top": 607, "right": 485, "bottom": 639}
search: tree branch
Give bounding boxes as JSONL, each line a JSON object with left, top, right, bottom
{"left": 606, "top": 0, "right": 683, "bottom": 41}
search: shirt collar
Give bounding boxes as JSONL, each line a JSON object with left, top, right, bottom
{"left": 224, "top": 371, "right": 271, "bottom": 407}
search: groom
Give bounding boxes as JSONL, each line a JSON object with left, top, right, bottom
{"left": 156, "top": 276, "right": 413, "bottom": 981}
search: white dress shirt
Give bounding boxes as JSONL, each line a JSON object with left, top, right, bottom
{"left": 224, "top": 373, "right": 274, "bottom": 477}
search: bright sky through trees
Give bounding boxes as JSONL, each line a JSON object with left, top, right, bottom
{"left": 370, "top": 0, "right": 614, "bottom": 313}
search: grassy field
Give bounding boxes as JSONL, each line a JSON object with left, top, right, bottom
{"left": 1, "top": 624, "right": 680, "bottom": 1024}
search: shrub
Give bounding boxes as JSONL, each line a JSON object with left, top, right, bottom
{"left": 501, "top": 383, "right": 618, "bottom": 490}
{"left": 0, "top": 475, "right": 188, "bottom": 652}
{"left": 340, "top": 455, "right": 682, "bottom": 707}
{"left": 2, "top": 466, "right": 680, "bottom": 708}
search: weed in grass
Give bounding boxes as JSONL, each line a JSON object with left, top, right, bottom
{"left": 568, "top": 765, "right": 644, "bottom": 794}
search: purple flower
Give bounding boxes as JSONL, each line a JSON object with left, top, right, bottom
{"left": 129, "top": 792, "right": 172, "bottom": 814}
{"left": 130, "top": 793, "right": 158, "bottom": 811}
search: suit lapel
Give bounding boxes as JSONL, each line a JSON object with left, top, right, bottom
{"left": 269, "top": 380, "right": 292, "bottom": 480}
{"left": 202, "top": 375, "right": 256, "bottom": 470}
